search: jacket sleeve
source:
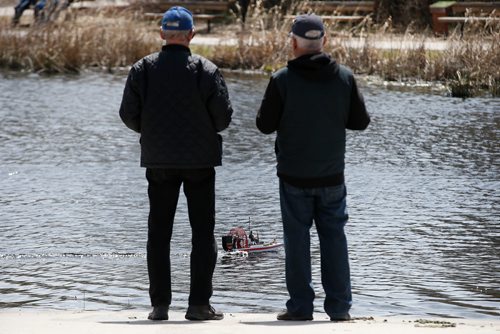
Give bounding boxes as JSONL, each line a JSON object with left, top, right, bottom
{"left": 346, "top": 76, "right": 370, "bottom": 130}
{"left": 119, "top": 66, "right": 142, "bottom": 133}
{"left": 256, "top": 76, "right": 283, "bottom": 134}
{"left": 206, "top": 69, "right": 233, "bottom": 132}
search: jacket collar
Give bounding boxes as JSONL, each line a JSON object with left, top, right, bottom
{"left": 287, "top": 52, "right": 339, "bottom": 81}
{"left": 162, "top": 44, "right": 191, "bottom": 53}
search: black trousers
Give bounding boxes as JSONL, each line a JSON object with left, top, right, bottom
{"left": 146, "top": 168, "right": 217, "bottom": 307}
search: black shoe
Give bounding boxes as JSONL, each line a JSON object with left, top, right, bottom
{"left": 277, "top": 310, "right": 313, "bottom": 321}
{"left": 185, "top": 305, "right": 224, "bottom": 320}
{"left": 148, "top": 306, "right": 169, "bottom": 321}
{"left": 330, "top": 313, "right": 351, "bottom": 321}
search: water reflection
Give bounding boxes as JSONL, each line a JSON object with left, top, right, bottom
{"left": 0, "top": 70, "right": 498, "bottom": 319}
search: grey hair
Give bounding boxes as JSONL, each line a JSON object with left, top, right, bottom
{"left": 291, "top": 33, "right": 324, "bottom": 52}
{"left": 161, "top": 29, "right": 192, "bottom": 40}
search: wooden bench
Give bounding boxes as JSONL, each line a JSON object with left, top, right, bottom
{"left": 451, "top": 1, "right": 500, "bottom": 15}
{"left": 139, "top": 1, "right": 234, "bottom": 14}
{"left": 317, "top": 15, "right": 366, "bottom": 22}
{"left": 144, "top": 12, "right": 224, "bottom": 33}
{"left": 437, "top": 15, "right": 500, "bottom": 35}
{"left": 285, "top": 14, "right": 366, "bottom": 23}
{"left": 287, "top": 1, "right": 374, "bottom": 25}
{"left": 294, "top": 1, "right": 375, "bottom": 15}
{"left": 141, "top": 0, "right": 234, "bottom": 33}
{"left": 430, "top": 1, "right": 500, "bottom": 34}
{"left": 438, "top": 16, "right": 500, "bottom": 23}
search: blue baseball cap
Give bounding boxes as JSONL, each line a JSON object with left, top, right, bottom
{"left": 291, "top": 14, "right": 325, "bottom": 40}
{"left": 161, "top": 6, "right": 193, "bottom": 31}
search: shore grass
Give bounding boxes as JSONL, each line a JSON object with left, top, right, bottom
{"left": 0, "top": 7, "right": 498, "bottom": 97}
{"left": 0, "top": 10, "right": 160, "bottom": 73}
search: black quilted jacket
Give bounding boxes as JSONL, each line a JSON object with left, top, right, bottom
{"left": 119, "top": 44, "right": 233, "bottom": 168}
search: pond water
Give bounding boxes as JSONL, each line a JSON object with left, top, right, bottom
{"left": 0, "top": 70, "right": 498, "bottom": 319}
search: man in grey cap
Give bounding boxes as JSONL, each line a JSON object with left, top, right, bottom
{"left": 256, "top": 14, "right": 370, "bottom": 321}
{"left": 119, "top": 6, "right": 232, "bottom": 321}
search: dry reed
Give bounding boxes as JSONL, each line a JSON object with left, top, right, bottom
{"left": 213, "top": 0, "right": 500, "bottom": 97}
{"left": 0, "top": 10, "right": 159, "bottom": 73}
{"left": 0, "top": 3, "right": 498, "bottom": 97}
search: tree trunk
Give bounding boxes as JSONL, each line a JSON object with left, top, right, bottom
{"left": 374, "top": 0, "right": 432, "bottom": 30}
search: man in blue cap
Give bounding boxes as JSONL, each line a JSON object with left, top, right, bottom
{"left": 119, "top": 6, "right": 232, "bottom": 321}
{"left": 256, "top": 14, "right": 370, "bottom": 321}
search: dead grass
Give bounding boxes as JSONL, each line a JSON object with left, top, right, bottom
{"left": 0, "top": 10, "right": 159, "bottom": 73}
{"left": 0, "top": 3, "right": 498, "bottom": 97}
{"left": 212, "top": 1, "right": 500, "bottom": 97}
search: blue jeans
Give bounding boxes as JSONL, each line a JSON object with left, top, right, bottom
{"left": 279, "top": 180, "right": 352, "bottom": 317}
{"left": 13, "top": 0, "right": 45, "bottom": 18}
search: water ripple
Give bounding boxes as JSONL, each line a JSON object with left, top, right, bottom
{"left": 0, "top": 70, "right": 498, "bottom": 318}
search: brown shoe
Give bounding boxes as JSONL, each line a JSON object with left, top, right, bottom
{"left": 185, "top": 305, "right": 223, "bottom": 321}
{"left": 277, "top": 310, "right": 313, "bottom": 321}
{"left": 148, "top": 306, "right": 169, "bottom": 321}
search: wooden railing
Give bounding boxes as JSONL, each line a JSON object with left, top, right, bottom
{"left": 430, "top": 1, "right": 500, "bottom": 34}
{"left": 294, "top": 1, "right": 375, "bottom": 15}
{"left": 140, "top": 0, "right": 235, "bottom": 33}
{"left": 139, "top": 0, "right": 235, "bottom": 14}
{"left": 286, "top": 1, "right": 375, "bottom": 24}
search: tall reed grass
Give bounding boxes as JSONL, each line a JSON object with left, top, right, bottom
{"left": 214, "top": 0, "right": 500, "bottom": 97}
{"left": 0, "top": 3, "right": 498, "bottom": 97}
{"left": 0, "top": 10, "right": 159, "bottom": 73}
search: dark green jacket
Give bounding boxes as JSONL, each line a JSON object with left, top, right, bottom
{"left": 256, "top": 52, "right": 370, "bottom": 187}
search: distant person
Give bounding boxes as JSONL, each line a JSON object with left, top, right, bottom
{"left": 12, "top": 0, "right": 72, "bottom": 25}
{"left": 12, "top": 0, "right": 45, "bottom": 25}
{"left": 119, "top": 6, "right": 233, "bottom": 321}
{"left": 256, "top": 14, "right": 370, "bottom": 321}
{"left": 249, "top": 230, "right": 259, "bottom": 244}
{"left": 249, "top": 230, "right": 255, "bottom": 243}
